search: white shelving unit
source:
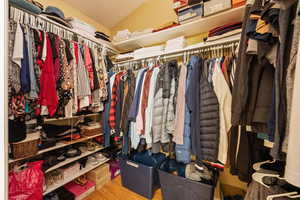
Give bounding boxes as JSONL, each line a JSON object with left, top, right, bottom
{"left": 113, "top": 6, "right": 245, "bottom": 52}
{"left": 45, "top": 146, "right": 104, "bottom": 173}
{"left": 115, "top": 34, "right": 241, "bottom": 64}
{"left": 44, "top": 158, "right": 110, "bottom": 195}
{"left": 9, "top": 133, "right": 103, "bottom": 164}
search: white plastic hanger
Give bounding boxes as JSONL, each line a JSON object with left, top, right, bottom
{"left": 267, "top": 192, "right": 300, "bottom": 200}
{"left": 252, "top": 172, "right": 286, "bottom": 188}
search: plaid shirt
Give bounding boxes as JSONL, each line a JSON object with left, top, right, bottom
{"left": 109, "top": 72, "right": 125, "bottom": 129}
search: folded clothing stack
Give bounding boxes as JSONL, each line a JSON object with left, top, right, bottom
{"left": 115, "top": 53, "right": 134, "bottom": 62}
{"left": 113, "top": 29, "right": 131, "bottom": 42}
{"left": 165, "top": 36, "right": 186, "bottom": 52}
{"left": 208, "top": 22, "right": 243, "bottom": 37}
{"left": 133, "top": 45, "right": 164, "bottom": 59}
{"left": 131, "top": 28, "right": 154, "bottom": 37}
{"left": 68, "top": 18, "right": 96, "bottom": 38}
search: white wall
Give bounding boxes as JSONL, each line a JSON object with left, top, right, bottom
{"left": 0, "top": 1, "right": 8, "bottom": 200}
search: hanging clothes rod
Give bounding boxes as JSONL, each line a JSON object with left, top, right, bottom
{"left": 9, "top": 6, "right": 119, "bottom": 55}
{"left": 114, "top": 36, "right": 240, "bottom": 65}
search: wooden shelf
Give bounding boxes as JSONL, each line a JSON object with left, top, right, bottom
{"left": 44, "top": 158, "right": 109, "bottom": 195}
{"left": 9, "top": 134, "right": 103, "bottom": 164}
{"left": 45, "top": 146, "right": 104, "bottom": 173}
{"left": 113, "top": 6, "right": 245, "bottom": 52}
{"left": 44, "top": 113, "right": 100, "bottom": 122}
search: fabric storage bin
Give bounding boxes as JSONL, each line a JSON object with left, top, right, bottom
{"left": 110, "top": 160, "right": 120, "bottom": 179}
{"left": 119, "top": 157, "right": 160, "bottom": 199}
{"left": 158, "top": 170, "right": 214, "bottom": 200}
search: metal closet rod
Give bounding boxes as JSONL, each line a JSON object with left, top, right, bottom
{"left": 9, "top": 6, "right": 119, "bottom": 55}
{"left": 115, "top": 39, "right": 239, "bottom": 67}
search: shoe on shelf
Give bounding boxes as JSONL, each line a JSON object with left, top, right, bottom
{"left": 87, "top": 156, "right": 99, "bottom": 166}
{"left": 94, "top": 153, "right": 107, "bottom": 162}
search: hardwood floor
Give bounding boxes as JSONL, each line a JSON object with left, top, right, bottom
{"left": 85, "top": 176, "right": 162, "bottom": 200}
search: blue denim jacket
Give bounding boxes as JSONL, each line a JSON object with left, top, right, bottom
{"left": 175, "top": 56, "right": 199, "bottom": 163}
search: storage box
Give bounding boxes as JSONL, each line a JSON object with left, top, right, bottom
{"left": 119, "top": 158, "right": 160, "bottom": 199}
{"left": 173, "top": 0, "right": 202, "bottom": 10}
{"left": 178, "top": 3, "right": 203, "bottom": 23}
{"left": 95, "top": 174, "right": 111, "bottom": 190}
{"left": 86, "top": 163, "right": 110, "bottom": 183}
{"left": 158, "top": 170, "right": 214, "bottom": 200}
{"left": 64, "top": 180, "right": 96, "bottom": 200}
{"left": 232, "top": 0, "right": 246, "bottom": 8}
{"left": 11, "top": 132, "right": 40, "bottom": 159}
{"left": 203, "top": 0, "right": 231, "bottom": 16}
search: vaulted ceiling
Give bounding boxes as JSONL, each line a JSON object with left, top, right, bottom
{"left": 63, "top": 0, "right": 147, "bottom": 28}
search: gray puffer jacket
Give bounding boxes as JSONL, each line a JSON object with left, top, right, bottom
{"left": 152, "top": 62, "right": 178, "bottom": 153}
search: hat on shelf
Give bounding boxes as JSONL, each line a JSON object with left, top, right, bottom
{"left": 10, "top": 0, "right": 42, "bottom": 14}
{"left": 95, "top": 31, "right": 111, "bottom": 42}
{"left": 41, "top": 6, "right": 72, "bottom": 28}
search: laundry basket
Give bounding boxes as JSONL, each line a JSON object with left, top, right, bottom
{"left": 158, "top": 169, "right": 214, "bottom": 200}
{"left": 119, "top": 157, "right": 160, "bottom": 199}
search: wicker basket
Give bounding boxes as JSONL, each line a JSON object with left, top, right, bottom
{"left": 81, "top": 123, "right": 102, "bottom": 136}
{"left": 11, "top": 132, "right": 40, "bottom": 159}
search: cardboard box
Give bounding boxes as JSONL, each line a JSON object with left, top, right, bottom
{"left": 203, "top": 0, "right": 231, "bottom": 16}
{"left": 95, "top": 174, "right": 111, "bottom": 190}
{"left": 86, "top": 164, "right": 110, "bottom": 183}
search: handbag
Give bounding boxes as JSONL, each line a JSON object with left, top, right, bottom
{"left": 9, "top": 161, "right": 44, "bottom": 200}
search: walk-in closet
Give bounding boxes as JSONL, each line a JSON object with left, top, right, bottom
{"left": 2, "top": 0, "right": 300, "bottom": 199}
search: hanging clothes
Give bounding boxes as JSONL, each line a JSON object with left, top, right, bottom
{"left": 212, "top": 58, "right": 232, "bottom": 164}
{"left": 36, "top": 32, "right": 58, "bottom": 117}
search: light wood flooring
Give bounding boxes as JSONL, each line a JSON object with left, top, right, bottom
{"left": 85, "top": 176, "right": 162, "bottom": 200}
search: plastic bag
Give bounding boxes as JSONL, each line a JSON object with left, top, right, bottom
{"left": 9, "top": 161, "right": 44, "bottom": 200}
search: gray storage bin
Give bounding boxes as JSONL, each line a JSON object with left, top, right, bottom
{"left": 119, "top": 158, "right": 160, "bottom": 199}
{"left": 158, "top": 170, "right": 214, "bottom": 200}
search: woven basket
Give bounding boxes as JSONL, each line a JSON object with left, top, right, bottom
{"left": 81, "top": 123, "right": 102, "bottom": 136}
{"left": 11, "top": 132, "right": 40, "bottom": 159}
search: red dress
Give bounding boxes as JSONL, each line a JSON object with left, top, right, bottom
{"left": 36, "top": 33, "right": 58, "bottom": 116}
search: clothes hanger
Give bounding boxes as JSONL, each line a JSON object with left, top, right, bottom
{"left": 267, "top": 192, "right": 300, "bottom": 200}
{"left": 253, "top": 160, "right": 276, "bottom": 171}
{"left": 252, "top": 172, "right": 286, "bottom": 188}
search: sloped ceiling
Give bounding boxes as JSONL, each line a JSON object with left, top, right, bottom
{"left": 63, "top": 0, "right": 147, "bottom": 28}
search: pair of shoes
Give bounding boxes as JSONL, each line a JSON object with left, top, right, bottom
{"left": 195, "top": 163, "right": 213, "bottom": 180}
{"left": 185, "top": 163, "right": 202, "bottom": 181}
{"left": 87, "top": 156, "right": 99, "bottom": 166}
{"left": 94, "top": 153, "right": 107, "bottom": 162}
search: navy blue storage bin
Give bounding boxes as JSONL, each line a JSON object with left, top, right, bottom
{"left": 119, "top": 157, "right": 160, "bottom": 199}
{"left": 158, "top": 170, "right": 214, "bottom": 200}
